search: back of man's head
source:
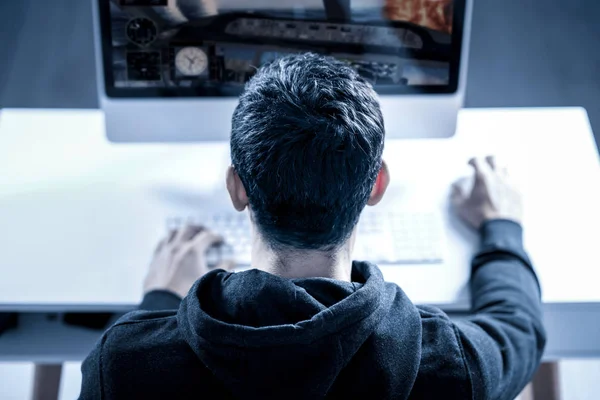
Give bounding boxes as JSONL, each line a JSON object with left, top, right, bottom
{"left": 231, "top": 53, "right": 385, "bottom": 251}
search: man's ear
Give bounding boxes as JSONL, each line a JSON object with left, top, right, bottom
{"left": 367, "top": 160, "right": 390, "bottom": 206}
{"left": 226, "top": 166, "right": 249, "bottom": 212}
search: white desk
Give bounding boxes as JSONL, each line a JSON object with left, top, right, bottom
{"left": 0, "top": 107, "right": 599, "bottom": 310}
{"left": 0, "top": 107, "right": 599, "bottom": 360}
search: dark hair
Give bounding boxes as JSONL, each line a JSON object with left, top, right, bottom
{"left": 231, "top": 53, "right": 385, "bottom": 250}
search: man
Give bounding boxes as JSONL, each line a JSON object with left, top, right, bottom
{"left": 79, "top": 53, "right": 545, "bottom": 399}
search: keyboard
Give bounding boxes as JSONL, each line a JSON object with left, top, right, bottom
{"left": 356, "top": 210, "right": 445, "bottom": 264}
{"left": 166, "top": 210, "right": 445, "bottom": 266}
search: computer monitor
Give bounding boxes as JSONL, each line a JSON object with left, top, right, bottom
{"left": 92, "top": 0, "right": 473, "bottom": 142}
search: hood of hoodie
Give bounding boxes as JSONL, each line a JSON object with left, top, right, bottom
{"left": 177, "top": 261, "right": 421, "bottom": 399}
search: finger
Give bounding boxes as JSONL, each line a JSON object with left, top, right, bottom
{"left": 216, "top": 259, "right": 237, "bottom": 271}
{"left": 486, "top": 155, "right": 512, "bottom": 177}
{"left": 485, "top": 155, "right": 496, "bottom": 171}
{"left": 174, "top": 224, "right": 206, "bottom": 243}
{"left": 183, "top": 224, "right": 206, "bottom": 241}
{"left": 468, "top": 157, "right": 480, "bottom": 178}
{"left": 179, "top": 231, "right": 223, "bottom": 256}
{"left": 193, "top": 231, "right": 224, "bottom": 251}
{"left": 450, "top": 181, "right": 466, "bottom": 205}
{"left": 154, "top": 238, "right": 166, "bottom": 254}
{"left": 468, "top": 157, "right": 483, "bottom": 175}
{"left": 468, "top": 157, "right": 493, "bottom": 181}
{"left": 173, "top": 232, "right": 224, "bottom": 267}
{"left": 166, "top": 229, "right": 177, "bottom": 244}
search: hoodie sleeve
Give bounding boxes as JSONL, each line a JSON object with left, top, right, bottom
{"left": 453, "top": 219, "right": 547, "bottom": 400}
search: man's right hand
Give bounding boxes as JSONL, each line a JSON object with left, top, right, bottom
{"left": 143, "top": 225, "right": 234, "bottom": 298}
{"left": 451, "top": 156, "right": 523, "bottom": 229}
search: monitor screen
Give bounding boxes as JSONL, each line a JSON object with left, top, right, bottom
{"left": 99, "top": 0, "right": 465, "bottom": 98}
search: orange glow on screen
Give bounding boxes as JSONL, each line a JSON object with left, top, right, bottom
{"left": 384, "top": 0, "right": 453, "bottom": 34}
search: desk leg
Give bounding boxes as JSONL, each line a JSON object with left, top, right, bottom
{"left": 531, "top": 362, "right": 561, "bottom": 400}
{"left": 518, "top": 362, "right": 561, "bottom": 400}
{"left": 32, "top": 364, "right": 62, "bottom": 400}
{"left": 519, "top": 383, "right": 534, "bottom": 400}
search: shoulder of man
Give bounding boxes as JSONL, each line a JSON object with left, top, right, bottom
{"left": 79, "top": 310, "right": 206, "bottom": 399}
{"left": 91, "top": 310, "right": 185, "bottom": 371}
{"left": 100, "top": 309, "right": 184, "bottom": 360}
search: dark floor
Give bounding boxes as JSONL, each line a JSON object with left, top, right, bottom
{"left": 0, "top": 0, "right": 599, "bottom": 149}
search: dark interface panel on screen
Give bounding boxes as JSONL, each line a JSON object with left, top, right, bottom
{"left": 105, "top": 0, "right": 456, "bottom": 95}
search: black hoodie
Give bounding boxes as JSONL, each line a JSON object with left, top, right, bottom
{"left": 79, "top": 220, "right": 546, "bottom": 400}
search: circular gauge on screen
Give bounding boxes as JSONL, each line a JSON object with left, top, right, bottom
{"left": 175, "top": 47, "right": 208, "bottom": 77}
{"left": 126, "top": 18, "right": 158, "bottom": 46}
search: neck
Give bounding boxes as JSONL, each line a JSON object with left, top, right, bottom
{"left": 251, "top": 229, "right": 356, "bottom": 282}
